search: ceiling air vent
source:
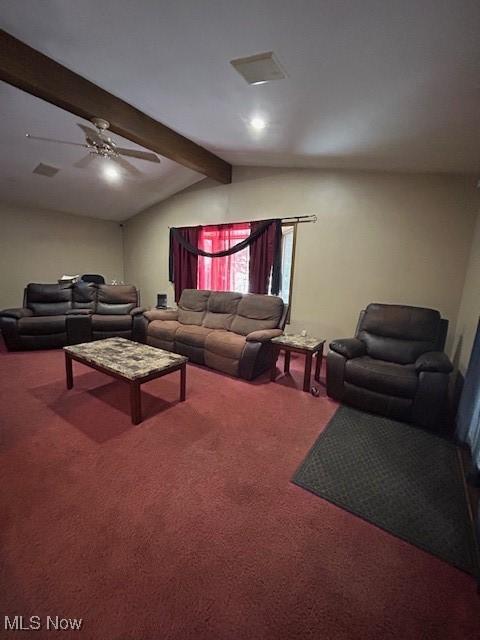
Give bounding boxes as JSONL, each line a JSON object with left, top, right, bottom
{"left": 32, "top": 163, "right": 59, "bottom": 177}
{"left": 230, "top": 51, "right": 287, "bottom": 85}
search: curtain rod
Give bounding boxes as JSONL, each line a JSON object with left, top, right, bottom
{"left": 168, "top": 215, "right": 317, "bottom": 229}
{"left": 281, "top": 215, "right": 317, "bottom": 224}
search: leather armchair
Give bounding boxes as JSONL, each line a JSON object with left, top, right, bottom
{"left": 326, "top": 303, "right": 453, "bottom": 430}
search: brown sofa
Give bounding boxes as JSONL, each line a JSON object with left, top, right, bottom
{"left": 144, "top": 289, "right": 288, "bottom": 380}
{"left": 326, "top": 303, "right": 453, "bottom": 429}
{"left": 0, "top": 282, "right": 144, "bottom": 350}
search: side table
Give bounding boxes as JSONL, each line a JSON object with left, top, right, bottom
{"left": 270, "top": 334, "right": 326, "bottom": 393}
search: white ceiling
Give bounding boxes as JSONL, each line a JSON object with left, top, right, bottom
{"left": 1, "top": 0, "right": 479, "bottom": 221}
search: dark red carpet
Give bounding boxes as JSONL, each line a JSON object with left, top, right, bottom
{"left": 0, "top": 340, "right": 479, "bottom": 640}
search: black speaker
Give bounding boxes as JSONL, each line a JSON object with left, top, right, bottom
{"left": 156, "top": 293, "right": 168, "bottom": 309}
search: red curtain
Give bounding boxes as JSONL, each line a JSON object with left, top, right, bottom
{"left": 249, "top": 220, "right": 278, "bottom": 294}
{"left": 171, "top": 227, "right": 199, "bottom": 302}
{"left": 197, "top": 223, "right": 250, "bottom": 291}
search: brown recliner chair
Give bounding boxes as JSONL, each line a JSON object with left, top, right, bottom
{"left": 326, "top": 303, "right": 453, "bottom": 429}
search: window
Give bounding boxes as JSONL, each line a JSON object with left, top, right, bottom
{"left": 197, "top": 223, "right": 250, "bottom": 292}
{"left": 272, "top": 225, "right": 295, "bottom": 306}
{"left": 197, "top": 222, "right": 296, "bottom": 315}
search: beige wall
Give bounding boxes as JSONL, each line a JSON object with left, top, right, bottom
{"left": 124, "top": 167, "right": 478, "bottom": 354}
{"left": 0, "top": 202, "right": 124, "bottom": 309}
{"left": 453, "top": 209, "right": 480, "bottom": 374}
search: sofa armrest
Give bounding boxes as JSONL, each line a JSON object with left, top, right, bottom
{"left": 246, "top": 329, "right": 283, "bottom": 343}
{"left": 130, "top": 306, "right": 147, "bottom": 316}
{"left": 144, "top": 308, "right": 179, "bottom": 321}
{"left": 66, "top": 309, "right": 93, "bottom": 315}
{"left": 329, "top": 337, "right": 366, "bottom": 359}
{"left": 0, "top": 307, "right": 33, "bottom": 319}
{"left": 415, "top": 351, "right": 453, "bottom": 374}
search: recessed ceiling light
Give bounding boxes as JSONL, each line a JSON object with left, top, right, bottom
{"left": 250, "top": 116, "right": 267, "bottom": 131}
{"left": 102, "top": 163, "right": 121, "bottom": 182}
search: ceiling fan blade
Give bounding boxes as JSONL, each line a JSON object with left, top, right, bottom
{"left": 76, "top": 123, "right": 103, "bottom": 144}
{"left": 74, "top": 153, "right": 97, "bottom": 169}
{"left": 116, "top": 147, "right": 160, "bottom": 163}
{"left": 25, "top": 133, "right": 87, "bottom": 148}
{"left": 114, "top": 155, "right": 142, "bottom": 177}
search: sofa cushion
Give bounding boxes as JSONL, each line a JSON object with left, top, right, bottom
{"left": 0, "top": 308, "right": 33, "bottom": 319}
{"left": 204, "top": 351, "right": 240, "bottom": 377}
{"left": 177, "top": 289, "right": 210, "bottom": 326}
{"left": 18, "top": 315, "right": 67, "bottom": 335}
{"left": 72, "top": 282, "right": 96, "bottom": 310}
{"left": 359, "top": 333, "right": 437, "bottom": 365}
{"left": 176, "top": 324, "right": 215, "bottom": 348}
{"left": 179, "top": 289, "right": 211, "bottom": 311}
{"left": 147, "top": 335, "right": 176, "bottom": 352}
{"left": 358, "top": 304, "right": 441, "bottom": 364}
{"left": 144, "top": 309, "right": 179, "bottom": 321}
{"left": 246, "top": 328, "right": 283, "bottom": 342}
{"left": 26, "top": 283, "right": 72, "bottom": 316}
{"left": 230, "top": 294, "right": 284, "bottom": 336}
{"left": 345, "top": 356, "right": 418, "bottom": 399}
{"left": 208, "top": 291, "right": 243, "bottom": 314}
{"left": 202, "top": 291, "right": 242, "bottom": 330}
{"left": 360, "top": 304, "right": 441, "bottom": 341}
{"left": 96, "top": 285, "right": 137, "bottom": 315}
{"left": 91, "top": 314, "right": 132, "bottom": 331}
{"left": 148, "top": 320, "right": 181, "bottom": 341}
{"left": 204, "top": 330, "right": 246, "bottom": 360}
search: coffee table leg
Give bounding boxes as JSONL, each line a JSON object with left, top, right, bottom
{"left": 270, "top": 346, "right": 280, "bottom": 381}
{"left": 315, "top": 350, "right": 323, "bottom": 382}
{"left": 303, "top": 352, "right": 313, "bottom": 392}
{"left": 130, "top": 381, "right": 141, "bottom": 425}
{"left": 284, "top": 350, "right": 291, "bottom": 373}
{"left": 65, "top": 353, "right": 73, "bottom": 389}
{"left": 180, "top": 363, "right": 186, "bottom": 402}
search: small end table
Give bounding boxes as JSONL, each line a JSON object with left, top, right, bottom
{"left": 270, "top": 334, "right": 325, "bottom": 393}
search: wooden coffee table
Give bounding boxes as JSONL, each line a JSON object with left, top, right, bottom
{"left": 64, "top": 337, "right": 188, "bottom": 424}
{"left": 270, "top": 334, "right": 325, "bottom": 393}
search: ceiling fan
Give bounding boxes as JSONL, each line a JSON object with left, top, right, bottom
{"left": 25, "top": 117, "right": 160, "bottom": 176}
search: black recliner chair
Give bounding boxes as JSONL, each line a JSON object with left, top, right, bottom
{"left": 0, "top": 282, "right": 145, "bottom": 350}
{"left": 326, "top": 303, "right": 453, "bottom": 429}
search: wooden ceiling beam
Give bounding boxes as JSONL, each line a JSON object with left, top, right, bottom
{"left": 0, "top": 29, "right": 232, "bottom": 184}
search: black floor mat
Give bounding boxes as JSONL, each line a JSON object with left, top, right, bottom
{"left": 293, "top": 406, "right": 478, "bottom": 575}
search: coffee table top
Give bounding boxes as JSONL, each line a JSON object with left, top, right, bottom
{"left": 271, "top": 334, "right": 325, "bottom": 352}
{"left": 64, "top": 337, "right": 187, "bottom": 380}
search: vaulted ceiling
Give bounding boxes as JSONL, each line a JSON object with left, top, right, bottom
{"left": 1, "top": 0, "right": 479, "bottom": 221}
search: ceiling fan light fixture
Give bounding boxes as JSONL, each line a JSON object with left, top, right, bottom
{"left": 250, "top": 116, "right": 267, "bottom": 131}
{"left": 25, "top": 117, "right": 160, "bottom": 179}
{"left": 102, "top": 162, "right": 121, "bottom": 183}
{"left": 91, "top": 117, "right": 110, "bottom": 131}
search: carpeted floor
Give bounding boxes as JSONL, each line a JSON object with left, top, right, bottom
{"left": 1, "top": 340, "right": 479, "bottom": 640}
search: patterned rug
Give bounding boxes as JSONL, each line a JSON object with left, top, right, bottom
{"left": 293, "top": 406, "right": 479, "bottom": 575}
